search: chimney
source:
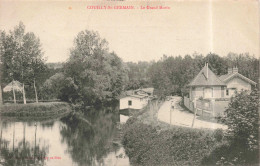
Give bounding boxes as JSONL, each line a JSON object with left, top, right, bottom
{"left": 233, "top": 67, "right": 238, "bottom": 73}
{"left": 228, "top": 68, "right": 232, "bottom": 74}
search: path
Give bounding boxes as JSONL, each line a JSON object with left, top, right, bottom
{"left": 157, "top": 96, "right": 227, "bottom": 130}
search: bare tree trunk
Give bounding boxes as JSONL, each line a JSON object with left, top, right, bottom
{"left": 33, "top": 79, "right": 38, "bottom": 103}
{"left": 0, "top": 84, "right": 2, "bottom": 105}
{"left": 0, "top": 60, "right": 3, "bottom": 105}
{"left": 0, "top": 124, "right": 2, "bottom": 149}
{"left": 12, "top": 80, "right": 16, "bottom": 104}
{"left": 22, "top": 83, "right": 26, "bottom": 104}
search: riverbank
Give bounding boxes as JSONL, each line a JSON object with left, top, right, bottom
{"left": 0, "top": 102, "right": 72, "bottom": 120}
{"left": 121, "top": 101, "right": 227, "bottom": 166}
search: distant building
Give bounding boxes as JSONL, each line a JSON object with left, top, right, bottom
{"left": 188, "top": 63, "right": 256, "bottom": 101}
{"left": 185, "top": 64, "right": 257, "bottom": 117}
{"left": 119, "top": 88, "right": 154, "bottom": 110}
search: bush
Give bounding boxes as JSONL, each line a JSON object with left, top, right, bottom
{"left": 221, "top": 89, "right": 258, "bottom": 150}
{"left": 201, "top": 141, "right": 259, "bottom": 166}
{"left": 206, "top": 89, "right": 259, "bottom": 165}
{"left": 122, "top": 121, "right": 224, "bottom": 166}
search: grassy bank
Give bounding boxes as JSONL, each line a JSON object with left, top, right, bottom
{"left": 0, "top": 102, "right": 72, "bottom": 119}
{"left": 122, "top": 103, "right": 226, "bottom": 166}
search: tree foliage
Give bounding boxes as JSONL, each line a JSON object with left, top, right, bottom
{"left": 147, "top": 53, "right": 259, "bottom": 98}
{"left": 0, "top": 22, "right": 46, "bottom": 103}
{"left": 124, "top": 61, "right": 151, "bottom": 90}
{"left": 63, "top": 30, "right": 127, "bottom": 106}
{"left": 222, "top": 89, "right": 258, "bottom": 149}
{"left": 202, "top": 89, "right": 259, "bottom": 165}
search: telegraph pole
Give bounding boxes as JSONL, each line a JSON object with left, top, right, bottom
{"left": 170, "top": 100, "right": 174, "bottom": 125}
{"left": 191, "top": 99, "right": 197, "bottom": 127}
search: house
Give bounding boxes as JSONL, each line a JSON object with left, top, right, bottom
{"left": 185, "top": 63, "right": 256, "bottom": 117}
{"left": 219, "top": 67, "right": 257, "bottom": 98}
{"left": 119, "top": 88, "right": 154, "bottom": 110}
{"left": 188, "top": 63, "right": 226, "bottom": 101}
{"left": 187, "top": 63, "right": 256, "bottom": 101}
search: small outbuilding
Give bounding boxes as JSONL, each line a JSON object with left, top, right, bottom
{"left": 119, "top": 95, "right": 148, "bottom": 110}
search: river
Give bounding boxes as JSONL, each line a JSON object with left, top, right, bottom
{"left": 0, "top": 109, "right": 130, "bottom": 166}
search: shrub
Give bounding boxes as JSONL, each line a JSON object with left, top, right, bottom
{"left": 122, "top": 121, "right": 224, "bottom": 166}
{"left": 221, "top": 89, "right": 258, "bottom": 150}
{"left": 203, "top": 89, "right": 259, "bottom": 165}
{"left": 0, "top": 102, "right": 72, "bottom": 118}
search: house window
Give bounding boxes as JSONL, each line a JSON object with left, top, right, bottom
{"left": 128, "top": 100, "right": 132, "bottom": 106}
{"left": 226, "top": 89, "right": 229, "bottom": 96}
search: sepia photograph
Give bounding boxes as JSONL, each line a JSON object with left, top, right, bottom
{"left": 0, "top": 0, "right": 259, "bottom": 165}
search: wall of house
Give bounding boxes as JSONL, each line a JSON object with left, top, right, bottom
{"left": 190, "top": 86, "right": 223, "bottom": 100}
{"left": 190, "top": 87, "right": 203, "bottom": 100}
{"left": 225, "top": 77, "right": 252, "bottom": 98}
{"left": 212, "top": 87, "right": 222, "bottom": 98}
{"left": 226, "top": 77, "right": 251, "bottom": 91}
{"left": 120, "top": 97, "right": 148, "bottom": 110}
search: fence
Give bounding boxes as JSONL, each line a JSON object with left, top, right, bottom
{"left": 184, "top": 96, "right": 194, "bottom": 112}
{"left": 184, "top": 96, "right": 229, "bottom": 117}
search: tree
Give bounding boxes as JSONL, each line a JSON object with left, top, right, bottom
{"left": 63, "top": 30, "right": 126, "bottom": 107}
{"left": 209, "top": 89, "right": 259, "bottom": 165}
{"left": 0, "top": 65, "right": 2, "bottom": 105}
{"left": 12, "top": 22, "right": 28, "bottom": 104}
{"left": 40, "top": 73, "right": 78, "bottom": 102}
{"left": 0, "top": 35, "right": 3, "bottom": 105}
{"left": 204, "top": 53, "right": 226, "bottom": 75}
{"left": 0, "top": 30, "right": 19, "bottom": 103}
{"left": 0, "top": 22, "right": 45, "bottom": 104}
{"left": 225, "top": 52, "right": 259, "bottom": 82}
{"left": 221, "top": 89, "right": 258, "bottom": 150}
{"left": 23, "top": 32, "right": 46, "bottom": 103}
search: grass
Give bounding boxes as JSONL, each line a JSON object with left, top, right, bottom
{"left": 0, "top": 102, "right": 72, "bottom": 119}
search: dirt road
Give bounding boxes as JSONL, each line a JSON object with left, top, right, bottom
{"left": 157, "top": 96, "right": 227, "bottom": 130}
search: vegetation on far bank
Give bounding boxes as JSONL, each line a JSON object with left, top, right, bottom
{"left": 1, "top": 22, "right": 259, "bottom": 110}
{"left": 122, "top": 89, "right": 259, "bottom": 166}
{"left": 0, "top": 102, "right": 72, "bottom": 119}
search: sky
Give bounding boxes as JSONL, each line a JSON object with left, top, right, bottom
{"left": 0, "top": 0, "right": 259, "bottom": 63}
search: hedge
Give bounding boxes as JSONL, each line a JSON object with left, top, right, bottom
{"left": 0, "top": 102, "right": 72, "bottom": 119}
{"left": 122, "top": 120, "right": 225, "bottom": 166}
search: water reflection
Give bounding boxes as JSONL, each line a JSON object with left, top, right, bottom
{"left": 60, "top": 110, "right": 128, "bottom": 166}
{"left": 0, "top": 122, "right": 48, "bottom": 166}
{"left": 0, "top": 110, "right": 130, "bottom": 166}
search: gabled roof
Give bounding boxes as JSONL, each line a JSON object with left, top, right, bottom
{"left": 121, "top": 94, "right": 147, "bottom": 99}
{"left": 219, "top": 72, "right": 256, "bottom": 85}
{"left": 3, "top": 80, "right": 23, "bottom": 92}
{"left": 188, "top": 65, "right": 226, "bottom": 87}
{"left": 136, "top": 88, "right": 154, "bottom": 94}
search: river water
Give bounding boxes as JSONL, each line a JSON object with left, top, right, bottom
{"left": 0, "top": 110, "right": 130, "bottom": 166}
